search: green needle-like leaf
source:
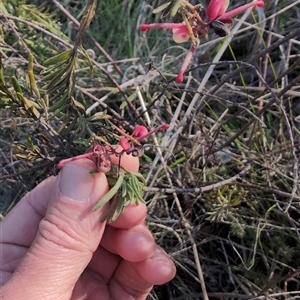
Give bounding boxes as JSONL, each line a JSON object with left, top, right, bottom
{"left": 100, "top": 194, "right": 119, "bottom": 222}
{"left": 43, "top": 49, "right": 72, "bottom": 66}
{"left": 93, "top": 173, "right": 124, "bottom": 211}
{"left": 121, "top": 180, "right": 127, "bottom": 198}
{"left": 110, "top": 196, "right": 126, "bottom": 222}
{"left": 11, "top": 76, "right": 23, "bottom": 95}
{"left": 122, "top": 171, "right": 146, "bottom": 205}
{"left": 94, "top": 169, "right": 146, "bottom": 222}
{"left": 153, "top": 0, "right": 183, "bottom": 18}
{"left": 152, "top": 2, "right": 171, "bottom": 14}
{"left": 28, "top": 54, "right": 40, "bottom": 98}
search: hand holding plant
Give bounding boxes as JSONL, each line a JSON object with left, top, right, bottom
{"left": 0, "top": 154, "right": 175, "bottom": 299}
{"left": 57, "top": 124, "right": 169, "bottom": 222}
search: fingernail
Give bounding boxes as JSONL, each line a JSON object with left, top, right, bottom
{"left": 59, "top": 164, "right": 94, "bottom": 201}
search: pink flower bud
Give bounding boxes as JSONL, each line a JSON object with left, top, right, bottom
{"left": 119, "top": 137, "right": 131, "bottom": 151}
{"left": 207, "top": 0, "right": 265, "bottom": 22}
{"left": 135, "top": 124, "right": 170, "bottom": 141}
{"left": 132, "top": 125, "right": 148, "bottom": 138}
{"left": 207, "top": 0, "right": 230, "bottom": 20}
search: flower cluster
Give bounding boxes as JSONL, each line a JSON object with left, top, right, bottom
{"left": 119, "top": 123, "right": 170, "bottom": 156}
{"left": 57, "top": 123, "right": 169, "bottom": 222}
{"left": 57, "top": 144, "right": 112, "bottom": 173}
{"left": 141, "top": 0, "right": 265, "bottom": 83}
{"left": 57, "top": 123, "right": 170, "bottom": 172}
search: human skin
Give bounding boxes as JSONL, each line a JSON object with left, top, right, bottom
{"left": 0, "top": 152, "right": 176, "bottom": 299}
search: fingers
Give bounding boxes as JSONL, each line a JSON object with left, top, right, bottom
{"left": 1, "top": 147, "right": 171, "bottom": 299}
{"left": 1, "top": 150, "right": 145, "bottom": 299}
{"left": 108, "top": 247, "right": 176, "bottom": 299}
{"left": 87, "top": 224, "right": 154, "bottom": 281}
{"left": 1, "top": 159, "right": 111, "bottom": 299}
{"left": 133, "top": 247, "right": 176, "bottom": 285}
{"left": 97, "top": 150, "right": 176, "bottom": 295}
{"left": 0, "top": 243, "right": 27, "bottom": 285}
{"left": 89, "top": 223, "right": 176, "bottom": 289}
{"left": 101, "top": 224, "right": 155, "bottom": 260}
{"left": 109, "top": 203, "right": 147, "bottom": 228}
{"left": 0, "top": 149, "right": 141, "bottom": 246}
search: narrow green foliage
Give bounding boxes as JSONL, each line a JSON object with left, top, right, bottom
{"left": 48, "top": 92, "right": 68, "bottom": 112}
{"left": 28, "top": 54, "right": 40, "bottom": 98}
{"left": 206, "top": 185, "right": 247, "bottom": 223}
{"left": 93, "top": 170, "right": 146, "bottom": 223}
{"left": 152, "top": 2, "right": 171, "bottom": 14}
{"left": 0, "top": 57, "right": 5, "bottom": 84}
{"left": 153, "top": 0, "right": 183, "bottom": 18}
{"left": 93, "top": 172, "right": 124, "bottom": 211}
{"left": 74, "top": 0, "right": 98, "bottom": 48}
{"left": 11, "top": 76, "right": 23, "bottom": 96}
{"left": 100, "top": 194, "right": 119, "bottom": 222}
{"left": 43, "top": 50, "right": 73, "bottom": 66}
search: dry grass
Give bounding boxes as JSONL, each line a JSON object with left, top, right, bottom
{"left": 1, "top": 0, "right": 300, "bottom": 299}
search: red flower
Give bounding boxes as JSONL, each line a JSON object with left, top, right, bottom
{"left": 206, "top": 0, "right": 230, "bottom": 20}
{"left": 140, "top": 0, "right": 265, "bottom": 83}
{"left": 119, "top": 124, "right": 170, "bottom": 153}
{"left": 207, "top": 0, "right": 264, "bottom": 22}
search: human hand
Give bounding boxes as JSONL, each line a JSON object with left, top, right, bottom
{"left": 0, "top": 153, "right": 176, "bottom": 299}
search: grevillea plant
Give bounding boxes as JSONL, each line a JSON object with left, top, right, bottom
{"left": 141, "top": 0, "right": 265, "bottom": 83}
{"left": 58, "top": 124, "right": 169, "bottom": 222}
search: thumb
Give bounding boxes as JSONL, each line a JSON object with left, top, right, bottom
{"left": 8, "top": 159, "right": 109, "bottom": 299}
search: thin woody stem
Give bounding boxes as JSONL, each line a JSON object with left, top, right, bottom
{"left": 107, "top": 120, "right": 142, "bottom": 146}
{"left": 181, "top": 0, "right": 207, "bottom": 37}
{"left": 183, "top": 0, "right": 206, "bottom": 28}
{"left": 182, "top": 0, "right": 198, "bottom": 14}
